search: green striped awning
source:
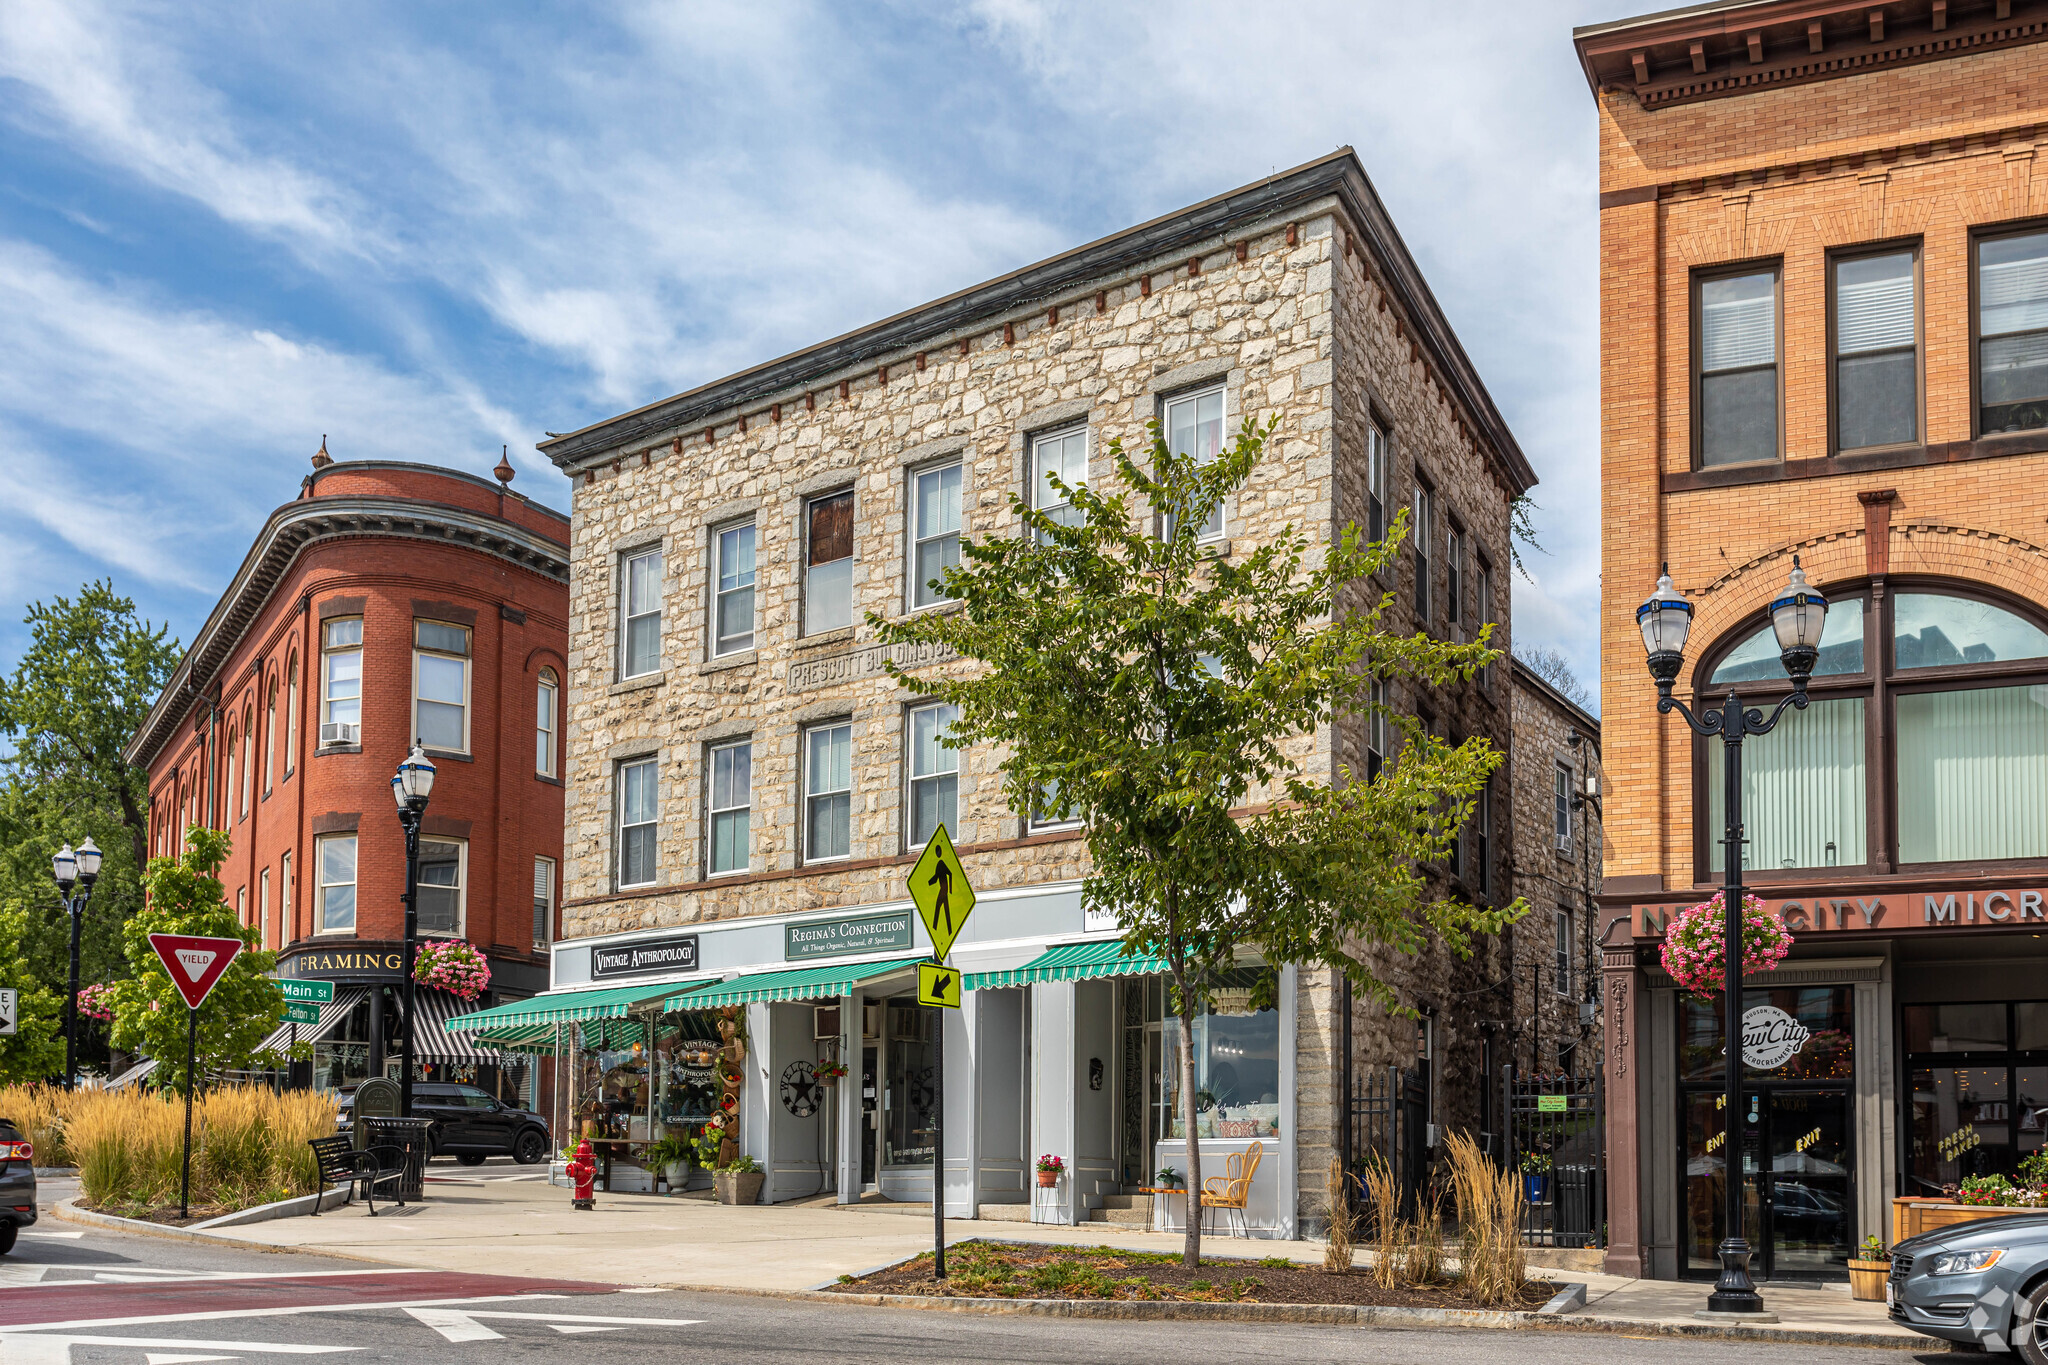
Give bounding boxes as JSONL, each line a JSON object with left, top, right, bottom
{"left": 962, "top": 940, "right": 1165, "bottom": 991}
{"left": 667, "top": 957, "right": 926, "bottom": 1011}
{"left": 444, "top": 977, "right": 715, "bottom": 1033}
{"left": 475, "top": 1018, "right": 646, "bottom": 1054}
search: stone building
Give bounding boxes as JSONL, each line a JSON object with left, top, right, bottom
{"left": 126, "top": 452, "right": 570, "bottom": 1101}
{"left": 1577, "top": 0, "right": 2048, "bottom": 1282}
{"left": 523, "top": 149, "right": 1537, "bottom": 1231}
{"left": 1507, "top": 656, "right": 1604, "bottom": 1080}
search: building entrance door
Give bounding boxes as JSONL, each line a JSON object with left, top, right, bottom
{"left": 860, "top": 1044, "right": 878, "bottom": 1189}
{"left": 1681, "top": 1085, "right": 1852, "bottom": 1279}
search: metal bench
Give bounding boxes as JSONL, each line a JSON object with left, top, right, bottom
{"left": 307, "top": 1134, "right": 407, "bottom": 1215}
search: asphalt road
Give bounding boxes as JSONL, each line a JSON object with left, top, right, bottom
{"left": 0, "top": 1198, "right": 1953, "bottom": 1364}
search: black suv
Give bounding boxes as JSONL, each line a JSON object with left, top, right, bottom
{"left": 338, "top": 1084, "right": 550, "bottom": 1165}
{"left": 0, "top": 1116, "right": 36, "bottom": 1254}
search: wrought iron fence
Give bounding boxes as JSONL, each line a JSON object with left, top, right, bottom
{"left": 1502, "top": 1066, "right": 1604, "bottom": 1248}
{"left": 1345, "top": 1063, "right": 1428, "bottom": 1218}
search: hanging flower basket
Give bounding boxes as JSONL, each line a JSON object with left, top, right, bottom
{"left": 76, "top": 983, "right": 116, "bottom": 1022}
{"left": 1661, "top": 891, "right": 1791, "bottom": 998}
{"left": 414, "top": 939, "right": 492, "bottom": 1001}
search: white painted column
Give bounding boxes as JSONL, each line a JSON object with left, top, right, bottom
{"left": 1278, "top": 963, "right": 1299, "bottom": 1240}
{"left": 741, "top": 1001, "right": 773, "bottom": 1193}
{"left": 1030, "top": 979, "right": 1079, "bottom": 1224}
{"left": 837, "top": 987, "right": 864, "bottom": 1203}
{"left": 949, "top": 991, "right": 978, "bottom": 1219}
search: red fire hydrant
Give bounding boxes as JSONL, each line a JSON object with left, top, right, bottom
{"left": 567, "top": 1139, "right": 596, "bottom": 1210}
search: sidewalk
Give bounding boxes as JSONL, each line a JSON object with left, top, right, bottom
{"left": 134, "top": 1176, "right": 1921, "bottom": 1344}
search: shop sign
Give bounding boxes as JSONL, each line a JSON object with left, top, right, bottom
{"left": 1537, "top": 1094, "right": 1568, "bottom": 1113}
{"left": 1741, "top": 1004, "right": 1812, "bottom": 1070}
{"left": 786, "top": 639, "right": 957, "bottom": 694}
{"left": 785, "top": 912, "right": 914, "bottom": 961}
{"left": 1634, "top": 885, "right": 2048, "bottom": 940}
{"left": 592, "top": 934, "right": 700, "bottom": 979}
{"left": 278, "top": 948, "right": 404, "bottom": 980}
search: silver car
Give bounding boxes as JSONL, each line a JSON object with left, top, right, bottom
{"left": 1891, "top": 1210, "right": 2048, "bottom": 1361}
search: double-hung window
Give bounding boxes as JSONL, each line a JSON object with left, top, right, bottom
{"left": 621, "top": 547, "right": 663, "bottom": 675}
{"left": 317, "top": 834, "right": 356, "bottom": 933}
{"left": 1696, "top": 267, "right": 1780, "bottom": 465}
{"left": 1030, "top": 426, "right": 1088, "bottom": 535}
{"left": 264, "top": 681, "right": 277, "bottom": 794}
{"left": 284, "top": 656, "right": 298, "bottom": 776}
{"left": 1477, "top": 557, "right": 1496, "bottom": 683}
{"left": 533, "top": 856, "right": 555, "bottom": 949}
{"left": 804, "top": 723, "right": 853, "bottom": 861}
{"left": 1365, "top": 678, "right": 1391, "bottom": 783}
{"left": 1366, "top": 418, "right": 1390, "bottom": 544}
{"left": 1553, "top": 763, "right": 1574, "bottom": 855}
{"left": 1445, "top": 524, "right": 1464, "bottom": 638}
{"left": 536, "top": 669, "right": 558, "bottom": 777}
{"left": 617, "top": 758, "right": 658, "bottom": 889}
{"left": 239, "top": 707, "right": 253, "bottom": 818}
{"left": 708, "top": 740, "right": 752, "bottom": 876}
{"left": 1474, "top": 784, "right": 1491, "bottom": 897}
{"left": 712, "top": 522, "right": 756, "bottom": 654}
{"left": 1553, "top": 909, "right": 1573, "bottom": 996}
{"left": 416, "top": 838, "right": 465, "bottom": 937}
{"left": 908, "top": 703, "right": 959, "bottom": 845}
{"left": 280, "top": 850, "right": 293, "bottom": 939}
{"left": 1164, "top": 386, "right": 1226, "bottom": 539}
{"left": 320, "top": 619, "right": 362, "bottom": 746}
{"left": 414, "top": 621, "right": 470, "bottom": 753}
{"left": 226, "top": 729, "right": 239, "bottom": 823}
{"left": 804, "top": 491, "right": 854, "bottom": 634}
{"left": 259, "top": 868, "right": 270, "bottom": 949}
{"left": 1832, "top": 247, "right": 1919, "bottom": 451}
{"left": 1412, "top": 480, "right": 1434, "bottom": 623}
{"left": 1977, "top": 227, "right": 2048, "bottom": 435}
{"left": 911, "top": 463, "right": 961, "bottom": 608}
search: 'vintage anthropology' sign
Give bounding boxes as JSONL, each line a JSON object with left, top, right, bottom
{"left": 592, "top": 934, "right": 701, "bottom": 979}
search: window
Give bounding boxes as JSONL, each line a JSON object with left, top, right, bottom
{"left": 1553, "top": 763, "right": 1573, "bottom": 854}
{"left": 259, "top": 868, "right": 271, "bottom": 949}
{"left": 804, "top": 723, "right": 853, "bottom": 861}
{"left": 908, "top": 702, "right": 959, "bottom": 845}
{"left": 1030, "top": 425, "right": 1088, "bottom": 535}
{"left": 532, "top": 856, "right": 554, "bottom": 949}
{"left": 1695, "top": 267, "right": 1780, "bottom": 466}
{"left": 1977, "top": 228, "right": 2048, "bottom": 435}
{"left": 237, "top": 886, "right": 246, "bottom": 925}
{"left": 621, "top": 547, "right": 663, "bottom": 675}
{"left": 280, "top": 850, "right": 292, "bottom": 942}
{"left": 1553, "top": 909, "right": 1573, "bottom": 997}
{"left": 536, "top": 669, "right": 558, "bottom": 777}
{"left": 264, "top": 680, "right": 277, "bottom": 794}
{"left": 1365, "top": 678, "right": 1390, "bottom": 783}
{"left": 225, "top": 728, "right": 239, "bottom": 823}
{"left": 617, "top": 758, "right": 658, "bottom": 888}
{"left": 804, "top": 491, "right": 854, "bottom": 634}
{"left": 1161, "top": 965, "right": 1281, "bottom": 1140}
{"left": 1366, "top": 417, "right": 1390, "bottom": 544}
{"left": 1477, "top": 558, "right": 1495, "bottom": 682}
{"left": 317, "top": 834, "right": 356, "bottom": 933}
{"left": 1445, "top": 524, "right": 1465, "bottom": 636}
{"left": 414, "top": 620, "right": 470, "bottom": 753}
{"left": 1833, "top": 247, "right": 1919, "bottom": 451}
{"left": 1698, "top": 584, "right": 2048, "bottom": 872}
{"left": 1474, "top": 784, "right": 1492, "bottom": 897}
{"left": 321, "top": 618, "right": 362, "bottom": 745}
{"left": 1030, "top": 781, "right": 1078, "bottom": 831}
{"left": 284, "top": 656, "right": 298, "bottom": 776}
{"left": 711, "top": 523, "right": 755, "bottom": 655}
{"left": 239, "top": 706, "right": 253, "bottom": 818}
{"left": 708, "top": 740, "right": 751, "bottom": 876}
{"left": 884, "top": 999, "right": 938, "bottom": 1165}
{"left": 1163, "top": 386, "right": 1226, "bottom": 539}
{"left": 910, "top": 462, "right": 961, "bottom": 608}
{"left": 416, "top": 838, "right": 465, "bottom": 936}
{"left": 1904, "top": 1000, "right": 2048, "bottom": 1188}
{"left": 1412, "top": 480, "right": 1434, "bottom": 621}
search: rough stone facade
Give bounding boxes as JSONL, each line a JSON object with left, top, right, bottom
{"left": 543, "top": 150, "right": 1538, "bottom": 1224}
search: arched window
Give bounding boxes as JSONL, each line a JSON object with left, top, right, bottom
{"left": 240, "top": 705, "right": 254, "bottom": 819}
{"left": 284, "top": 653, "right": 299, "bottom": 778}
{"left": 1696, "top": 579, "right": 2048, "bottom": 874}
{"left": 265, "top": 678, "right": 278, "bottom": 794}
{"left": 225, "top": 727, "right": 239, "bottom": 825}
{"left": 536, "top": 668, "right": 559, "bottom": 778}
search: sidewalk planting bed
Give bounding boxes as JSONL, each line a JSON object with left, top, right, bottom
{"left": 828, "top": 1241, "right": 1558, "bottom": 1308}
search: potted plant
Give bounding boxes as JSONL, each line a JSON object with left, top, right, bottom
{"left": 1848, "top": 1234, "right": 1890, "bottom": 1301}
{"left": 648, "top": 1134, "right": 693, "bottom": 1190}
{"left": 714, "top": 1154, "right": 765, "bottom": 1206}
{"left": 815, "top": 1057, "right": 849, "bottom": 1081}
{"left": 1154, "top": 1166, "right": 1183, "bottom": 1190}
{"left": 1521, "top": 1152, "right": 1553, "bottom": 1204}
{"left": 1035, "top": 1154, "right": 1064, "bottom": 1188}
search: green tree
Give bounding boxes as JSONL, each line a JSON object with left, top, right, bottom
{"left": 0, "top": 900, "right": 65, "bottom": 1083}
{"left": 875, "top": 417, "right": 1526, "bottom": 1266}
{"left": 107, "top": 829, "right": 284, "bottom": 1093}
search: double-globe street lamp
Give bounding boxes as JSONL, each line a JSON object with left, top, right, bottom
{"left": 51, "top": 839, "right": 103, "bottom": 1090}
{"left": 1637, "top": 557, "right": 1828, "bottom": 1320}
{"left": 391, "top": 743, "right": 436, "bottom": 1120}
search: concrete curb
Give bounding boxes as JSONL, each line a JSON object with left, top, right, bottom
{"left": 52, "top": 1196, "right": 376, "bottom": 1261}
{"left": 192, "top": 1187, "right": 351, "bottom": 1228}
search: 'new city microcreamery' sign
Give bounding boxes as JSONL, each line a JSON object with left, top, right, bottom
{"left": 1635, "top": 887, "right": 2048, "bottom": 939}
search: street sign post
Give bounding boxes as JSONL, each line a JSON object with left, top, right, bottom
{"left": 0, "top": 988, "right": 15, "bottom": 1036}
{"left": 148, "top": 933, "right": 245, "bottom": 1219}
{"left": 907, "top": 825, "right": 975, "bottom": 1280}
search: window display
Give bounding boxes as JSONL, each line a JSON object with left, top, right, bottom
{"left": 1162, "top": 966, "right": 1281, "bottom": 1140}
{"left": 884, "top": 999, "right": 937, "bottom": 1165}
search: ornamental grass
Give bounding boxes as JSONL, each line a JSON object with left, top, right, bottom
{"left": 64, "top": 1085, "right": 335, "bottom": 1215}
{"left": 0, "top": 1084, "right": 72, "bottom": 1165}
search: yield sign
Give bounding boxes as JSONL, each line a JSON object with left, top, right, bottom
{"left": 147, "top": 933, "right": 244, "bottom": 1009}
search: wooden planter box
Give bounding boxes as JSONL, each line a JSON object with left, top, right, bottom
{"left": 1847, "top": 1258, "right": 1889, "bottom": 1301}
{"left": 1892, "top": 1197, "right": 2040, "bottom": 1245}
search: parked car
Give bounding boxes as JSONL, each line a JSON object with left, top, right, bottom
{"left": 336, "top": 1083, "right": 550, "bottom": 1165}
{"left": 0, "top": 1116, "right": 36, "bottom": 1255}
{"left": 1890, "top": 1210, "right": 2048, "bottom": 1362}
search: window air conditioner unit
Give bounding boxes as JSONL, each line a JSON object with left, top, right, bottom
{"left": 814, "top": 1005, "right": 841, "bottom": 1041}
{"left": 863, "top": 1003, "right": 882, "bottom": 1040}
{"left": 320, "top": 722, "right": 359, "bottom": 746}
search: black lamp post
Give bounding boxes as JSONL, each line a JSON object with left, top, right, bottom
{"left": 1637, "top": 557, "right": 1828, "bottom": 1320}
{"left": 51, "top": 838, "right": 103, "bottom": 1090}
{"left": 392, "top": 743, "right": 436, "bottom": 1119}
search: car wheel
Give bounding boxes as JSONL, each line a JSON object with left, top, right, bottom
{"left": 456, "top": 1153, "right": 487, "bottom": 1167}
{"left": 2017, "top": 1278, "right": 2048, "bottom": 1365}
{"left": 0, "top": 1223, "right": 16, "bottom": 1256}
{"left": 513, "top": 1129, "right": 547, "bottom": 1165}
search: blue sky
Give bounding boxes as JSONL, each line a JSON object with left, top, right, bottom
{"left": 0, "top": 0, "right": 1635, "bottom": 708}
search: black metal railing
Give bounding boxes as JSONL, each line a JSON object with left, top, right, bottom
{"left": 1503, "top": 1066, "right": 1605, "bottom": 1248}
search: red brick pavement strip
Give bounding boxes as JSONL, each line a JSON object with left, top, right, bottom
{"left": 0, "top": 1271, "right": 617, "bottom": 1329}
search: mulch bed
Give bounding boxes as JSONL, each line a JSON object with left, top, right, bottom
{"left": 84, "top": 1204, "right": 230, "bottom": 1228}
{"left": 826, "top": 1241, "right": 1557, "bottom": 1308}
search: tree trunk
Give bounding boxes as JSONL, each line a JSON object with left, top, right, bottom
{"left": 1180, "top": 1004, "right": 1203, "bottom": 1268}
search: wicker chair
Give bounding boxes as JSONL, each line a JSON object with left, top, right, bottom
{"left": 1199, "top": 1140, "right": 1263, "bottom": 1238}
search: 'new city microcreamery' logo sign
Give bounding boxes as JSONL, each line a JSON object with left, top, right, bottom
{"left": 1636, "top": 887, "right": 2048, "bottom": 939}
{"left": 592, "top": 935, "right": 700, "bottom": 979}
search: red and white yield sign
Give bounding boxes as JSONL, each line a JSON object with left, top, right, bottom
{"left": 147, "top": 933, "right": 244, "bottom": 1009}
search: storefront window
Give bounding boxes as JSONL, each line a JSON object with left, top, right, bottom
{"left": 1904, "top": 1000, "right": 2048, "bottom": 1191}
{"left": 884, "top": 1000, "right": 936, "bottom": 1165}
{"left": 575, "top": 1031, "right": 651, "bottom": 1140}
{"left": 1162, "top": 966, "right": 1281, "bottom": 1140}
{"left": 654, "top": 1015, "right": 723, "bottom": 1133}
{"left": 1678, "top": 986, "right": 1854, "bottom": 1083}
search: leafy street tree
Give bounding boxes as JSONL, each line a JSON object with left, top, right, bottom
{"left": 0, "top": 900, "right": 65, "bottom": 1083}
{"left": 107, "top": 829, "right": 284, "bottom": 1093}
{"left": 876, "top": 417, "right": 1527, "bottom": 1266}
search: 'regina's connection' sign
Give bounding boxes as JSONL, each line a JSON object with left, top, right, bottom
{"left": 592, "top": 934, "right": 700, "bottom": 979}
{"left": 1741, "top": 1004, "right": 1812, "bottom": 1070}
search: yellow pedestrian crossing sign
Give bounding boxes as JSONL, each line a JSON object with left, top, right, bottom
{"left": 908, "top": 824, "right": 975, "bottom": 961}
{"left": 917, "top": 961, "right": 962, "bottom": 1009}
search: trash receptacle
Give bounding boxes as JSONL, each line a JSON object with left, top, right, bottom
{"left": 361, "top": 1116, "right": 433, "bottom": 1202}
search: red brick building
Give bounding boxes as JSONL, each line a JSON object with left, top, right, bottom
{"left": 125, "top": 450, "right": 570, "bottom": 1094}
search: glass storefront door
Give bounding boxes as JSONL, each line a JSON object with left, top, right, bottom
{"left": 1682, "top": 1085, "right": 1854, "bottom": 1278}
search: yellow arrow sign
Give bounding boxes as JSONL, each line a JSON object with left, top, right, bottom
{"left": 908, "top": 824, "right": 975, "bottom": 961}
{"left": 917, "top": 961, "right": 962, "bottom": 1010}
